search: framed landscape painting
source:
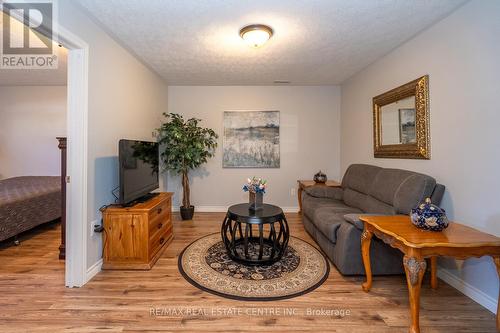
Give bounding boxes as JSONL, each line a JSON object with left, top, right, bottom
{"left": 223, "top": 111, "right": 280, "bottom": 168}
{"left": 398, "top": 108, "right": 417, "bottom": 144}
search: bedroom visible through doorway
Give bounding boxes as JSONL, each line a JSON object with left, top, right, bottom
{"left": 0, "top": 9, "right": 68, "bottom": 272}
{"left": 0, "top": 6, "right": 89, "bottom": 288}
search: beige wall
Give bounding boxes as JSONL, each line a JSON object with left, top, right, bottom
{"left": 0, "top": 86, "right": 66, "bottom": 179}
{"left": 165, "top": 86, "right": 341, "bottom": 210}
{"left": 340, "top": 0, "right": 500, "bottom": 310}
{"left": 59, "top": 2, "right": 168, "bottom": 269}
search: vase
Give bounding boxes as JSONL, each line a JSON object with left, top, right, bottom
{"left": 313, "top": 170, "right": 327, "bottom": 184}
{"left": 249, "top": 192, "right": 264, "bottom": 211}
{"left": 410, "top": 198, "right": 449, "bottom": 231}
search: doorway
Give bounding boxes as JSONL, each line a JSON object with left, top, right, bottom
{"left": 0, "top": 8, "right": 90, "bottom": 287}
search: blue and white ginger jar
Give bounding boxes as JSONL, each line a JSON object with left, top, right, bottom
{"left": 410, "top": 198, "right": 449, "bottom": 232}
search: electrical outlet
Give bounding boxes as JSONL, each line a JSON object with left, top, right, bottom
{"left": 90, "top": 219, "right": 99, "bottom": 235}
{"left": 290, "top": 188, "right": 296, "bottom": 197}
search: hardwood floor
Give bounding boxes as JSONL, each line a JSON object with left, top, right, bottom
{"left": 0, "top": 213, "right": 496, "bottom": 332}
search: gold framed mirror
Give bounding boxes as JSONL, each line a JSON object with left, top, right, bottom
{"left": 373, "top": 75, "right": 430, "bottom": 159}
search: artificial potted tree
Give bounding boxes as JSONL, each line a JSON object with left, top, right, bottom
{"left": 156, "top": 113, "right": 218, "bottom": 220}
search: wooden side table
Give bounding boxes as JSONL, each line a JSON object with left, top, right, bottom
{"left": 360, "top": 215, "right": 500, "bottom": 333}
{"left": 297, "top": 180, "right": 341, "bottom": 213}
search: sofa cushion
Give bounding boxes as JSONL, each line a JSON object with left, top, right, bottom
{"left": 304, "top": 186, "right": 343, "bottom": 200}
{"left": 342, "top": 164, "right": 381, "bottom": 194}
{"left": 343, "top": 188, "right": 370, "bottom": 212}
{"left": 302, "top": 196, "right": 340, "bottom": 221}
{"left": 363, "top": 196, "right": 396, "bottom": 214}
{"left": 369, "top": 168, "right": 415, "bottom": 206}
{"left": 312, "top": 206, "right": 362, "bottom": 243}
{"left": 393, "top": 174, "right": 436, "bottom": 214}
{"left": 368, "top": 168, "right": 436, "bottom": 212}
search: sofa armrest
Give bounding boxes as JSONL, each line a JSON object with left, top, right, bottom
{"left": 304, "top": 186, "right": 343, "bottom": 200}
{"left": 343, "top": 213, "right": 386, "bottom": 231}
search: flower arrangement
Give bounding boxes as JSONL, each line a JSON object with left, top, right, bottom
{"left": 243, "top": 177, "right": 267, "bottom": 194}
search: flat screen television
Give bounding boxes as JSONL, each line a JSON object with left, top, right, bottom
{"left": 119, "top": 139, "right": 159, "bottom": 205}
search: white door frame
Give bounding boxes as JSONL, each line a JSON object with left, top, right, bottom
{"left": 56, "top": 26, "right": 89, "bottom": 287}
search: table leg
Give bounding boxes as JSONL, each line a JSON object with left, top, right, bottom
{"left": 230, "top": 220, "right": 238, "bottom": 249}
{"left": 403, "top": 254, "right": 426, "bottom": 333}
{"left": 297, "top": 185, "right": 303, "bottom": 214}
{"left": 361, "top": 227, "right": 373, "bottom": 292}
{"left": 221, "top": 216, "right": 230, "bottom": 249}
{"left": 244, "top": 224, "right": 249, "bottom": 258}
{"left": 281, "top": 215, "right": 290, "bottom": 249}
{"left": 258, "top": 224, "right": 264, "bottom": 260}
{"left": 493, "top": 256, "right": 500, "bottom": 330}
{"left": 430, "top": 256, "right": 438, "bottom": 289}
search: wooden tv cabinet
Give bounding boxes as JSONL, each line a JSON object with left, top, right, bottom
{"left": 102, "top": 192, "right": 173, "bottom": 270}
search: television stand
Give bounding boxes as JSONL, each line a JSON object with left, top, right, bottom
{"left": 102, "top": 192, "right": 173, "bottom": 270}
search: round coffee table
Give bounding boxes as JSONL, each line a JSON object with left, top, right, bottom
{"left": 221, "top": 203, "right": 290, "bottom": 266}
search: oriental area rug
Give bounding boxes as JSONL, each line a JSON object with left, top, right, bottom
{"left": 178, "top": 233, "right": 329, "bottom": 301}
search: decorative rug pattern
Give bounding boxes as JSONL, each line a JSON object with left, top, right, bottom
{"left": 178, "top": 233, "right": 330, "bottom": 301}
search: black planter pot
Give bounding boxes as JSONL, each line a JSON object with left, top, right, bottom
{"left": 180, "top": 205, "right": 195, "bottom": 220}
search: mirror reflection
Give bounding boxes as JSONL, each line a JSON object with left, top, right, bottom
{"left": 380, "top": 96, "right": 416, "bottom": 145}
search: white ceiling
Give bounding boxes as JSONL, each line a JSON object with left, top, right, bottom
{"left": 77, "top": 0, "right": 465, "bottom": 85}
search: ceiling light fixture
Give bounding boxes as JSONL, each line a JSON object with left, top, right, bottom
{"left": 239, "top": 24, "right": 273, "bottom": 48}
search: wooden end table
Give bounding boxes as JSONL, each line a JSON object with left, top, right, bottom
{"left": 297, "top": 180, "right": 341, "bottom": 213}
{"left": 360, "top": 215, "right": 500, "bottom": 333}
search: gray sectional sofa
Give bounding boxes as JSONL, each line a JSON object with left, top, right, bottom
{"left": 302, "top": 164, "right": 445, "bottom": 275}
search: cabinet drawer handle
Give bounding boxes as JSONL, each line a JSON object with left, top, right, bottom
{"left": 157, "top": 208, "right": 162, "bottom": 215}
{"left": 159, "top": 237, "right": 165, "bottom": 244}
{"left": 157, "top": 223, "right": 163, "bottom": 229}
